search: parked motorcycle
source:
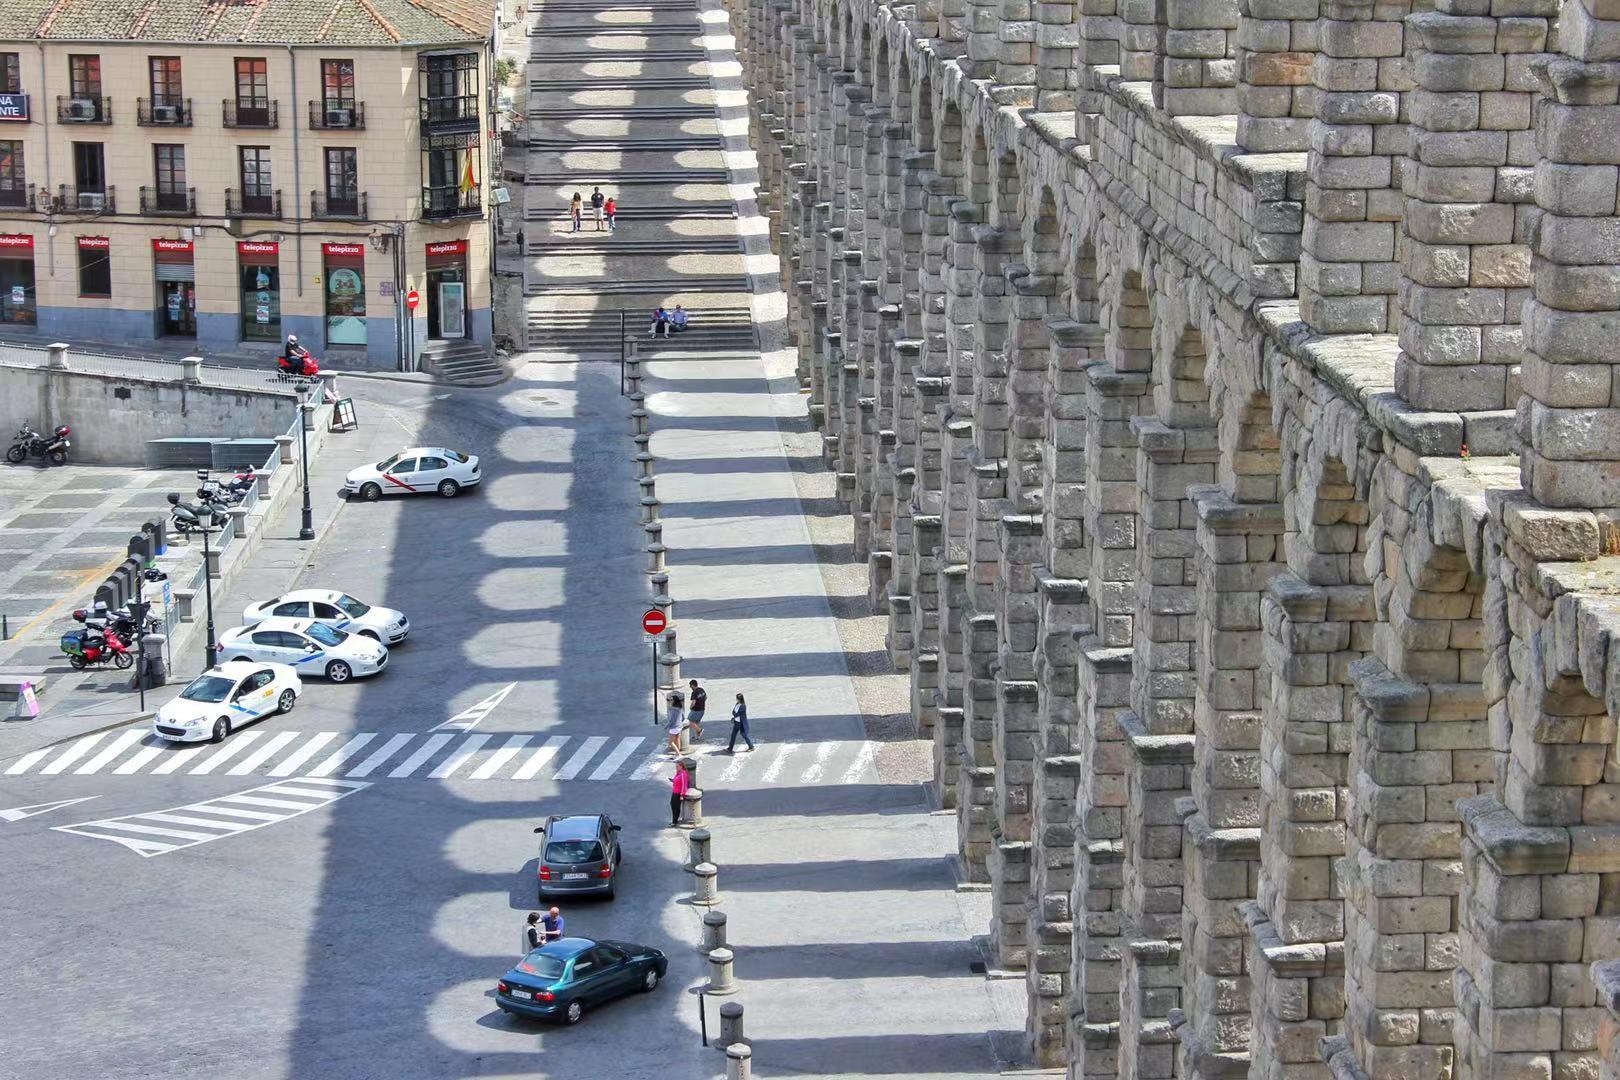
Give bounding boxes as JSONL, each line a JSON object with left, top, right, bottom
{"left": 60, "top": 612, "right": 133, "bottom": 671}
{"left": 6, "top": 422, "right": 70, "bottom": 465}
{"left": 108, "top": 604, "right": 163, "bottom": 641}
{"left": 167, "top": 492, "right": 222, "bottom": 535}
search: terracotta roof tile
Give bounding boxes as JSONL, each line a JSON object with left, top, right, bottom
{"left": 0, "top": 0, "right": 491, "bottom": 44}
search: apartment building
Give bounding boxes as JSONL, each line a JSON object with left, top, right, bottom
{"left": 0, "top": 0, "right": 497, "bottom": 368}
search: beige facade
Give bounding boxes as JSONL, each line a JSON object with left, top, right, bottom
{"left": 0, "top": 38, "right": 494, "bottom": 366}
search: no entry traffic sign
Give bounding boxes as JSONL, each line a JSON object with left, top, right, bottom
{"left": 642, "top": 609, "right": 667, "bottom": 635}
{"left": 405, "top": 288, "right": 421, "bottom": 311}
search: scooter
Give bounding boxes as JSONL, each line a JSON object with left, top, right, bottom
{"left": 60, "top": 613, "right": 133, "bottom": 671}
{"left": 276, "top": 352, "right": 320, "bottom": 382}
{"left": 167, "top": 492, "right": 222, "bottom": 535}
{"left": 6, "top": 422, "right": 70, "bottom": 465}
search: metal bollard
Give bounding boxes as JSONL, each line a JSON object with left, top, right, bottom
{"left": 646, "top": 543, "right": 667, "bottom": 572}
{"left": 691, "top": 861, "right": 720, "bottom": 906}
{"left": 639, "top": 496, "right": 661, "bottom": 524}
{"left": 701, "top": 909, "right": 728, "bottom": 953}
{"left": 718, "top": 1001, "right": 748, "bottom": 1052}
{"left": 680, "top": 788, "right": 704, "bottom": 829}
{"left": 680, "top": 754, "right": 697, "bottom": 788}
{"left": 705, "top": 946, "right": 737, "bottom": 995}
{"left": 636, "top": 451, "right": 655, "bottom": 478}
{"left": 725, "top": 1042, "right": 751, "bottom": 1079}
{"left": 637, "top": 476, "right": 656, "bottom": 500}
{"left": 653, "top": 595, "right": 674, "bottom": 628}
{"left": 685, "top": 827, "right": 711, "bottom": 871}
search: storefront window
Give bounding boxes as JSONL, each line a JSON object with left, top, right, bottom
{"left": 77, "top": 236, "right": 110, "bottom": 297}
{"left": 0, "top": 233, "right": 35, "bottom": 325}
{"left": 153, "top": 238, "right": 195, "bottom": 337}
{"left": 238, "top": 241, "right": 280, "bottom": 341}
{"left": 323, "top": 242, "right": 366, "bottom": 346}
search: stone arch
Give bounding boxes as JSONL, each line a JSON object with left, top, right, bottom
{"left": 1109, "top": 269, "right": 1153, "bottom": 374}
{"left": 912, "top": 67, "right": 935, "bottom": 154}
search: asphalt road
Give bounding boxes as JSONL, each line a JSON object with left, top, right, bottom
{"left": 0, "top": 366, "right": 722, "bottom": 1080}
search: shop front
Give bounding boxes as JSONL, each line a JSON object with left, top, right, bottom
{"left": 322, "top": 242, "right": 366, "bottom": 347}
{"left": 425, "top": 239, "right": 467, "bottom": 340}
{"left": 152, "top": 238, "right": 195, "bottom": 337}
{"left": 238, "top": 240, "right": 281, "bottom": 342}
{"left": 0, "top": 233, "right": 36, "bottom": 325}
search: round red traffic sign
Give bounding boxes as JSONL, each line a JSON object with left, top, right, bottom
{"left": 642, "top": 609, "right": 667, "bottom": 635}
{"left": 405, "top": 288, "right": 421, "bottom": 311}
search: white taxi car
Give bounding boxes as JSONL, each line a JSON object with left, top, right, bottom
{"left": 242, "top": 589, "right": 410, "bottom": 644}
{"left": 344, "top": 447, "right": 481, "bottom": 501}
{"left": 217, "top": 617, "right": 389, "bottom": 683}
{"left": 154, "top": 661, "right": 300, "bottom": 744}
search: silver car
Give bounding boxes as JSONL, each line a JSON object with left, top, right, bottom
{"left": 534, "top": 814, "right": 623, "bottom": 902}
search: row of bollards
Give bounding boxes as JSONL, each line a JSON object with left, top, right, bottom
{"left": 627, "top": 357, "right": 752, "bottom": 1078}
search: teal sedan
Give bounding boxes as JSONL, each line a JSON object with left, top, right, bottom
{"left": 496, "top": 937, "right": 668, "bottom": 1025}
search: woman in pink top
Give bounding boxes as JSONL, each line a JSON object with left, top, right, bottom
{"left": 670, "top": 762, "right": 690, "bottom": 827}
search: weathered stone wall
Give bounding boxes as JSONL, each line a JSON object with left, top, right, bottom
{"left": 730, "top": 0, "right": 1620, "bottom": 1074}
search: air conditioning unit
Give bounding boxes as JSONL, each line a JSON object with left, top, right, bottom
{"left": 79, "top": 191, "right": 106, "bottom": 211}
{"left": 152, "top": 104, "right": 179, "bottom": 124}
{"left": 69, "top": 98, "right": 96, "bottom": 120}
{"left": 325, "top": 107, "right": 353, "bottom": 127}
{"left": 35, "top": 191, "right": 54, "bottom": 213}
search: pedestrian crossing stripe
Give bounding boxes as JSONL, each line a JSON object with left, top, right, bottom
{"left": 53, "top": 778, "right": 370, "bottom": 858}
{"left": 5, "top": 729, "right": 878, "bottom": 785}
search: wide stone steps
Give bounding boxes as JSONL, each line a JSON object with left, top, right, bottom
{"left": 523, "top": 202, "right": 736, "bottom": 220}
{"left": 526, "top": 169, "right": 731, "bottom": 185}
{"left": 529, "top": 25, "right": 702, "bottom": 36}
{"left": 530, "top": 50, "right": 708, "bottom": 62}
{"left": 525, "top": 275, "right": 751, "bottom": 296}
{"left": 531, "top": 77, "right": 709, "bottom": 91}
{"left": 420, "top": 342, "right": 506, "bottom": 386}
{"left": 526, "top": 237, "right": 740, "bottom": 255}
{"left": 527, "top": 136, "right": 724, "bottom": 151}
{"left": 527, "top": 308, "right": 756, "bottom": 354}
{"left": 538, "top": 1, "right": 698, "bottom": 10}
{"left": 526, "top": 105, "right": 714, "bottom": 119}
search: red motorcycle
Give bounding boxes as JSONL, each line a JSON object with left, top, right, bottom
{"left": 60, "top": 610, "right": 134, "bottom": 670}
{"left": 276, "top": 352, "right": 320, "bottom": 380}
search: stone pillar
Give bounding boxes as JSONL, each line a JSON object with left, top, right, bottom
{"left": 1394, "top": 7, "right": 1548, "bottom": 414}
{"left": 1298, "top": 0, "right": 1415, "bottom": 335}
{"left": 1159, "top": 0, "right": 1239, "bottom": 116}
{"left": 1034, "top": 0, "right": 1080, "bottom": 110}
{"left": 1235, "top": 0, "right": 1316, "bottom": 152}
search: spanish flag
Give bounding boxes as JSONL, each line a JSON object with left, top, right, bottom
{"left": 459, "top": 152, "right": 477, "bottom": 196}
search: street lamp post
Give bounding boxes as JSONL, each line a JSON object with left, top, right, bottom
{"left": 298, "top": 398, "right": 315, "bottom": 541}
{"left": 201, "top": 523, "right": 218, "bottom": 671}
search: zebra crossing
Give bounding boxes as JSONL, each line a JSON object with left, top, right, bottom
{"left": 4, "top": 727, "right": 878, "bottom": 786}
{"left": 53, "top": 777, "right": 370, "bottom": 857}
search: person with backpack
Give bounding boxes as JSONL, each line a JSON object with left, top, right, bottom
{"left": 649, "top": 306, "right": 671, "bottom": 338}
{"left": 590, "top": 186, "right": 605, "bottom": 231}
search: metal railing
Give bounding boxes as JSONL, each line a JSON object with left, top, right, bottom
{"left": 422, "top": 185, "right": 481, "bottom": 220}
{"left": 57, "top": 95, "right": 111, "bottom": 123}
{"left": 139, "top": 186, "right": 196, "bottom": 216}
{"left": 57, "top": 185, "right": 116, "bottom": 214}
{"left": 0, "top": 186, "right": 28, "bottom": 209}
{"left": 0, "top": 341, "right": 292, "bottom": 395}
{"left": 137, "top": 98, "right": 193, "bottom": 126}
{"left": 420, "top": 94, "right": 477, "bottom": 127}
{"left": 310, "top": 191, "right": 367, "bottom": 220}
{"left": 222, "top": 99, "right": 278, "bottom": 128}
{"left": 225, "top": 188, "right": 282, "bottom": 219}
{"left": 309, "top": 100, "right": 364, "bottom": 129}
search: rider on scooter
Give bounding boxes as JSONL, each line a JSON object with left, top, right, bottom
{"left": 281, "top": 334, "right": 317, "bottom": 377}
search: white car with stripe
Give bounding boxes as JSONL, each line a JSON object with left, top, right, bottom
{"left": 241, "top": 589, "right": 409, "bottom": 644}
{"left": 217, "top": 617, "right": 389, "bottom": 683}
{"left": 344, "top": 447, "right": 481, "bottom": 501}
{"left": 154, "top": 661, "right": 301, "bottom": 744}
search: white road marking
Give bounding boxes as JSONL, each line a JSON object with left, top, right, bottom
{"left": 511, "top": 735, "right": 569, "bottom": 780}
{"left": 347, "top": 733, "right": 414, "bottom": 777}
{"left": 114, "top": 744, "right": 165, "bottom": 775}
{"left": 5, "top": 748, "right": 55, "bottom": 775}
{"left": 630, "top": 749, "right": 671, "bottom": 780}
{"left": 839, "top": 740, "right": 878, "bottom": 784}
{"left": 590, "top": 737, "right": 645, "bottom": 780}
{"left": 389, "top": 733, "right": 455, "bottom": 777}
{"left": 268, "top": 732, "right": 338, "bottom": 777}
{"left": 306, "top": 733, "right": 377, "bottom": 777}
{"left": 760, "top": 743, "right": 799, "bottom": 782}
{"left": 226, "top": 731, "right": 301, "bottom": 775}
{"left": 718, "top": 749, "right": 750, "bottom": 782}
{"left": 54, "top": 778, "right": 370, "bottom": 857}
{"left": 471, "top": 735, "right": 532, "bottom": 780}
{"left": 150, "top": 743, "right": 209, "bottom": 775}
{"left": 74, "top": 730, "right": 148, "bottom": 775}
{"left": 431, "top": 682, "right": 518, "bottom": 732}
{"left": 188, "top": 732, "right": 264, "bottom": 775}
{"left": 799, "top": 740, "right": 837, "bottom": 783}
{"left": 553, "top": 736, "right": 608, "bottom": 781}
{"left": 428, "top": 734, "right": 492, "bottom": 779}
{"left": 40, "top": 734, "right": 109, "bottom": 775}
{"left": 0, "top": 796, "right": 100, "bottom": 823}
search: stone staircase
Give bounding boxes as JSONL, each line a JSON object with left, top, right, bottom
{"left": 523, "top": 201, "right": 736, "bottom": 221}
{"left": 527, "top": 306, "right": 757, "bottom": 356}
{"left": 525, "top": 236, "right": 740, "bottom": 255}
{"left": 419, "top": 340, "right": 508, "bottom": 386}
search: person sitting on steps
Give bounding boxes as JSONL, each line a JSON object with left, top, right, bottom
{"left": 671, "top": 305, "right": 689, "bottom": 334}
{"left": 649, "top": 306, "right": 671, "bottom": 338}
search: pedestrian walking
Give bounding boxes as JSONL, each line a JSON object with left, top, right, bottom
{"left": 669, "top": 759, "right": 691, "bottom": 827}
{"left": 541, "top": 906, "right": 565, "bottom": 942}
{"left": 724, "top": 692, "right": 755, "bottom": 753}
{"left": 525, "top": 911, "right": 544, "bottom": 951}
{"left": 686, "top": 678, "right": 706, "bottom": 742}
{"left": 665, "top": 690, "right": 686, "bottom": 755}
{"left": 590, "top": 186, "right": 605, "bottom": 230}
{"left": 569, "top": 191, "right": 583, "bottom": 232}
{"left": 604, "top": 195, "right": 617, "bottom": 232}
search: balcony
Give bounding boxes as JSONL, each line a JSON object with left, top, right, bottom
{"left": 311, "top": 191, "right": 367, "bottom": 220}
{"left": 57, "top": 186, "right": 116, "bottom": 214}
{"left": 222, "top": 100, "right": 278, "bottom": 129}
{"left": 0, "top": 185, "right": 28, "bottom": 210}
{"left": 57, "top": 96, "right": 111, "bottom": 124}
{"left": 137, "top": 98, "right": 192, "bottom": 126}
{"left": 309, "top": 100, "right": 365, "bottom": 130}
{"left": 422, "top": 185, "right": 481, "bottom": 220}
{"left": 139, "top": 186, "right": 196, "bottom": 216}
{"left": 225, "top": 188, "right": 281, "bottom": 219}
{"left": 419, "top": 94, "right": 478, "bottom": 133}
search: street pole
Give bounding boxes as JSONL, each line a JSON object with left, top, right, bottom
{"left": 201, "top": 525, "right": 217, "bottom": 672}
{"left": 651, "top": 639, "right": 658, "bottom": 724}
{"left": 134, "top": 570, "right": 145, "bottom": 711}
{"left": 298, "top": 398, "right": 315, "bottom": 540}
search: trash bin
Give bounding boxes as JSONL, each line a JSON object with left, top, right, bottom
{"left": 135, "top": 635, "right": 168, "bottom": 689}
